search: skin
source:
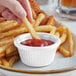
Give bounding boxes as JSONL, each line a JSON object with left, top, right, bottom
{"left": 0, "top": 0, "right": 33, "bottom": 23}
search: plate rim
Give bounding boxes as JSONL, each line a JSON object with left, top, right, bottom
{"left": 0, "top": 65, "right": 76, "bottom": 74}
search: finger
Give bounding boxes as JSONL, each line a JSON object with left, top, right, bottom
{"left": 0, "top": 5, "right": 5, "bottom": 13}
{"left": 2, "top": 9, "right": 17, "bottom": 20}
{"left": 2, "top": 9, "right": 22, "bottom": 24}
{"left": 0, "top": 0, "right": 26, "bottom": 19}
{"left": 18, "top": 0, "right": 33, "bottom": 22}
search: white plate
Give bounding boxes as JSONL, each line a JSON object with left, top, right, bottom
{"left": 0, "top": 5, "right": 76, "bottom": 76}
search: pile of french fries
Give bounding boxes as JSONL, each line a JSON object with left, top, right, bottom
{"left": 0, "top": 13, "right": 74, "bottom": 68}
{"left": 0, "top": 0, "right": 74, "bottom": 68}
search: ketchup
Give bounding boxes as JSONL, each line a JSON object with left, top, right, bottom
{"left": 21, "top": 39, "right": 54, "bottom": 47}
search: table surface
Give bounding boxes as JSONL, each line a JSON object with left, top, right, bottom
{"left": 0, "top": 0, "right": 76, "bottom": 76}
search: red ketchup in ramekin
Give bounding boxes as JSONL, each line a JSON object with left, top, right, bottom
{"left": 21, "top": 39, "right": 54, "bottom": 47}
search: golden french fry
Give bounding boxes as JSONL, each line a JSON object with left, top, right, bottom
{"left": 29, "top": 0, "right": 41, "bottom": 14}
{"left": 35, "top": 25, "right": 55, "bottom": 32}
{"left": 1, "top": 58, "right": 10, "bottom": 67}
{"left": 9, "top": 55, "right": 19, "bottom": 67}
{"left": 58, "top": 46, "right": 70, "bottom": 57}
{"left": 0, "top": 25, "right": 56, "bottom": 39}
{"left": 56, "top": 26, "right": 66, "bottom": 32}
{"left": 0, "top": 45, "right": 7, "bottom": 58}
{"left": 55, "top": 32, "right": 60, "bottom": 38}
{"left": 34, "top": 13, "right": 45, "bottom": 27}
{"left": 32, "top": 8, "right": 37, "bottom": 19}
{"left": 0, "top": 37, "right": 14, "bottom": 47}
{"left": 6, "top": 45, "right": 18, "bottom": 56}
{"left": 0, "top": 26, "right": 28, "bottom": 39}
{"left": 32, "top": 20, "right": 36, "bottom": 26}
{"left": 66, "top": 28, "right": 74, "bottom": 56}
{"left": 0, "top": 60, "right": 2, "bottom": 65}
{"left": 60, "top": 32, "right": 67, "bottom": 44}
{"left": 0, "top": 17, "right": 6, "bottom": 22}
{"left": 23, "top": 18, "right": 40, "bottom": 39}
{"left": 0, "top": 20, "right": 18, "bottom": 33}
{"left": 38, "top": 10, "right": 48, "bottom": 25}
{"left": 46, "top": 16, "right": 55, "bottom": 26}
{"left": 0, "top": 43, "right": 13, "bottom": 58}
{"left": 0, "top": 52, "right": 5, "bottom": 59}
{"left": 6, "top": 51, "right": 18, "bottom": 58}
{"left": 0, "top": 20, "right": 15, "bottom": 27}
{"left": 50, "top": 27, "right": 56, "bottom": 35}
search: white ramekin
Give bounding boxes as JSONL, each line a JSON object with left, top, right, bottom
{"left": 14, "top": 32, "right": 61, "bottom": 67}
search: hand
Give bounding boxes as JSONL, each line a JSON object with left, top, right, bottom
{"left": 0, "top": 0, "right": 33, "bottom": 23}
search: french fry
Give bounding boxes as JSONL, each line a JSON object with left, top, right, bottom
{"left": 46, "top": 16, "right": 55, "bottom": 26}
{"left": 0, "top": 46, "right": 6, "bottom": 54}
{"left": 0, "top": 17, "right": 6, "bottom": 22}
{"left": 29, "top": 0, "right": 41, "bottom": 14}
{"left": 0, "top": 52, "right": 5, "bottom": 59}
{"left": 32, "top": 8, "right": 37, "bottom": 19}
{"left": 35, "top": 25, "right": 55, "bottom": 32}
{"left": 38, "top": 10, "right": 48, "bottom": 25}
{"left": 0, "top": 60, "right": 2, "bottom": 65}
{"left": 50, "top": 27, "right": 56, "bottom": 35}
{"left": 0, "top": 20, "right": 19, "bottom": 33}
{"left": 0, "top": 43, "right": 13, "bottom": 58}
{"left": 55, "top": 32, "right": 60, "bottom": 38}
{"left": 6, "top": 45, "right": 18, "bottom": 57}
{"left": 6, "top": 51, "right": 18, "bottom": 57}
{"left": 0, "top": 20, "right": 15, "bottom": 27}
{"left": 0, "top": 26, "right": 28, "bottom": 39}
{"left": 60, "top": 32, "right": 67, "bottom": 44}
{"left": 58, "top": 46, "right": 70, "bottom": 57}
{"left": 66, "top": 28, "right": 74, "bottom": 56}
{"left": 32, "top": 19, "right": 36, "bottom": 25}
{"left": 0, "top": 37, "right": 14, "bottom": 47}
{"left": 8, "top": 55, "right": 19, "bottom": 67}
{"left": 1, "top": 58, "right": 10, "bottom": 67}
{"left": 23, "top": 18, "right": 40, "bottom": 39}
{"left": 34, "top": 13, "right": 45, "bottom": 27}
{"left": 56, "top": 26, "right": 66, "bottom": 32}
{"left": 0, "top": 25, "right": 56, "bottom": 39}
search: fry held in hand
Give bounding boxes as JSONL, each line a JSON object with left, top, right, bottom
{"left": 32, "top": 8, "right": 37, "bottom": 19}
{"left": 23, "top": 18, "right": 40, "bottom": 40}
